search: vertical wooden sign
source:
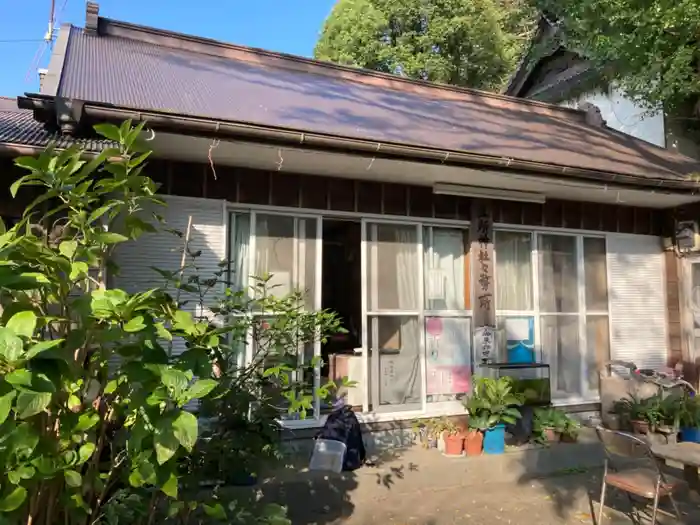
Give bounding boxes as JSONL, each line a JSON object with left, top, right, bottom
{"left": 470, "top": 200, "right": 496, "bottom": 363}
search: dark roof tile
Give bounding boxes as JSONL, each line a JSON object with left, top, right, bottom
{"left": 0, "top": 99, "right": 112, "bottom": 152}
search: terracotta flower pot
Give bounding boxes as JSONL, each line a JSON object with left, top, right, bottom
{"left": 631, "top": 420, "right": 650, "bottom": 435}
{"left": 543, "top": 428, "right": 560, "bottom": 443}
{"left": 464, "top": 430, "right": 483, "bottom": 456}
{"left": 443, "top": 433, "right": 464, "bottom": 456}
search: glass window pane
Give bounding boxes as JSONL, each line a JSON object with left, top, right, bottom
{"left": 255, "top": 215, "right": 316, "bottom": 310}
{"left": 541, "top": 315, "right": 581, "bottom": 398}
{"left": 496, "top": 316, "right": 535, "bottom": 363}
{"left": 369, "top": 316, "right": 421, "bottom": 410}
{"left": 495, "top": 231, "right": 533, "bottom": 310}
{"left": 368, "top": 224, "right": 418, "bottom": 311}
{"left": 539, "top": 235, "right": 578, "bottom": 313}
{"left": 584, "top": 237, "right": 608, "bottom": 312}
{"left": 229, "top": 213, "right": 250, "bottom": 294}
{"left": 586, "top": 315, "right": 610, "bottom": 393}
{"left": 426, "top": 317, "right": 471, "bottom": 402}
{"left": 423, "top": 227, "right": 468, "bottom": 310}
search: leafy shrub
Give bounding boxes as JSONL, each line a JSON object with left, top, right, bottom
{"left": 0, "top": 122, "right": 343, "bottom": 524}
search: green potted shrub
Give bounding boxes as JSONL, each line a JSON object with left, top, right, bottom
{"left": 678, "top": 394, "right": 700, "bottom": 443}
{"left": 463, "top": 377, "right": 523, "bottom": 455}
{"left": 561, "top": 415, "right": 581, "bottom": 443}
{"left": 533, "top": 407, "right": 569, "bottom": 443}
{"left": 465, "top": 414, "right": 489, "bottom": 456}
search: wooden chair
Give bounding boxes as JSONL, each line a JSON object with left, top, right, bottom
{"left": 595, "top": 427, "right": 683, "bottom": 524}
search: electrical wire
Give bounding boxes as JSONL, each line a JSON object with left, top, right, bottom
{"left": 0, "top": 39, "right": 46, "bottom": 44}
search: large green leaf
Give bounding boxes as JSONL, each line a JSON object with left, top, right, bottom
{"left": 184, "top": 378, "right": 217, "bottom": 400}
{"left": 123, "top": 316, "right": 147, "bottom": 333}
{"left": 5, "top": 369, "right": 33, "bottom": 387}
{"left": 0, "top": 327, "right": 24, "bottom": 361}
{"left": 154, "top": 430, "right": 180, "bottom": 465}
{"left": 16, "top": 391, "right": 52, "bottom": 419}
{"left": 161, "top": 472, "right": 178, "bottom": 498}
{"left": 95, "top": 232, "right": 129, "bottom": 245}
{"left": 64, "top": 469, "right": 82, "bottom": 488}
{"left": 6, "top": 311, "right": 37, "bottom": 338}
{"left": 59, "top": 240, "right": 78, "bottom": 259}
{"left": 25, "top": 338, "right": 64, "bottom": 360}
{"left": 74, "top": 412, "right": 100, "bottom": 432}
{"left": 0, "top": 486, "right": 27, "bottom": 512}
{"left": 160, "top": 368, "right": 189, "bottom": 395}
{"left": 0, "top": 391, "right": 16, "bottom": 424}
{"left": 78, "top": 443, "right": 96, "bottom": 465}
{"left": 172, "top": 411, "right": 198, "bottom": 452}
{"left": 94, "top": 123, "right": 121, "bottom": 142}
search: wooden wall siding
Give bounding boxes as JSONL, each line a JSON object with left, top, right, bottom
{"left": 148, "top": 159, "right": 665, "bottom": 236}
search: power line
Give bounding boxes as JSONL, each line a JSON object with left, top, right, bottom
{"left": 0, "top": 39, "right": 46, "bottom": 44}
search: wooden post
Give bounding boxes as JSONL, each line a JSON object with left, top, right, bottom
{"left": 470, "top": 200, "right": 496, "bottom": 363}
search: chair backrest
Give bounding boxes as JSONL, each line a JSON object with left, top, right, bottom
{"left": 595, "top": 426, "right": 660, "bottom": 472}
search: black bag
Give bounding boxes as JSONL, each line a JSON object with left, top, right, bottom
{"left": 316, "top": 406, "right": 366, "bottom": 471}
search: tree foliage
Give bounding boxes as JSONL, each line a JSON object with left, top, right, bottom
{"left": 0, "top": 122, "right": 344, "bottom": 524}
{"left": 535, "top": 0, "right": 700, "bottom": 113}
{"left": 314, "top": 0, "right": 536, "bottom": 91}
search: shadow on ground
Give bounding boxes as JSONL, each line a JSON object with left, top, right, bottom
{"left": 516, "top": 432, "right": 700, "bottom": 524}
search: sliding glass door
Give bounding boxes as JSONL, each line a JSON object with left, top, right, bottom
{"left": 229, "top": 211, "right": 323, "bottom": 423}
{"left": 363, "top": 221, "right": 472, "bottom": 414}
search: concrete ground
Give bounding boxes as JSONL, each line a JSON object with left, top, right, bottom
{"left": 230, "top": 430, "right": 700, "bottom": 524}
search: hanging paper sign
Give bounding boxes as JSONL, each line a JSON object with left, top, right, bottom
{"left": 475, "top": 325, "right": 495, "bottom": 363}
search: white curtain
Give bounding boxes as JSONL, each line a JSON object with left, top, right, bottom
{"left": 495, "top": 231, "right": 532, "bottom": 310}
{"left": 425, "top": 228, "right": 465, "bottom": 311}
{"left": 231, "top": 214, "right": 250, "bottom": 295}
{"left": 538, "top": 235, "right": 578, "bottom": 313}
{"left": 541, "top": 315, "right": 581, "bottom": 396}
{"left": 396, "top": 227, "right": 418, "bottom": 310}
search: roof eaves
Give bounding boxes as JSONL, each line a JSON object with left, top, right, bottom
{"left": 503, "top": 17, "right": 551, "bottom": 96}
{"left": 28, "top": 95, "right": 697, "bottom": 193}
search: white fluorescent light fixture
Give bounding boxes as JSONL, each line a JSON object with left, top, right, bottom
{"left": 433, "top": 183, "right": 546, "bottom": 204}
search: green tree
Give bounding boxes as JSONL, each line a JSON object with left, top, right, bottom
{"left": 534, "top": 0, "right": 700, "bottom": 113}
{"left": 315, "top": 0, "right": 536, "bottom": 91}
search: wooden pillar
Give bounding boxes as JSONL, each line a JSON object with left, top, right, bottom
{"left": 471, "top": 199, "right": 496, "bottom": 363}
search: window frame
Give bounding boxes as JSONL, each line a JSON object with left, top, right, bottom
{"left": 494, "top": 228, "right": 611, "bottom": 404}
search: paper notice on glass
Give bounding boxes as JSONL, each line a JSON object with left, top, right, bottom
{"left": 474, "top": 325, "right": 495, "bottom": 363}
{"left": 505, "top": 318, "right": 530, "bottom": 341}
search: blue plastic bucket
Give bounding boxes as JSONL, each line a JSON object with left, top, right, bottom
{"left": 681, "top": 427, "right": 700, "bottom": 443}
{"left": 483, "top": 424, "right": 506, "bottom": 455}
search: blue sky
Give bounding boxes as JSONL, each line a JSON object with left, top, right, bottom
{"left": 0, "top": 0, "right": 336, "bottom": 97}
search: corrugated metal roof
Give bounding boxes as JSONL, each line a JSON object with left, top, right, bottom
{"left": 0, "top": 98, "right": 111, "bottom": 152}
{"left": 56, "top": 24, "right": 700, "bottom": 181}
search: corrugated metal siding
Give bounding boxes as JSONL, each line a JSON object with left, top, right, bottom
{"left": 607, "top": 235, "right": 668, "bottom": 369}
{"left": 111, "top": 195, "right": 227, "bottom": 357}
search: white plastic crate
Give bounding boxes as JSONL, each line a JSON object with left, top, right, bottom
{"left": 309, "top": 439, "right": 347, "bottom": 473}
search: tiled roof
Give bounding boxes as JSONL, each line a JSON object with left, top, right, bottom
{"left": 54, "top": 22, "right": 700, "bottom": 182}
{"left": 0, "top": 97, "right": 112, "bottom": 152}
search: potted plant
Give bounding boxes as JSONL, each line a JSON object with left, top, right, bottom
{"left": 678, "top": 393, "right": 700, "bottom": 443}
{"left": 465, "top": 414, "right": 488, "bottom": 456}
{"left": 463, "top": 376, "right": 523, "bottom": 455}
{"left": 561, "top": 415, "right": 581, "bottom": 443}
{"left": 441, "top": 418, "right": 465, "bottom": 456}
{"left": 533, "top": 407, "right": 569, "bottom": 444}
